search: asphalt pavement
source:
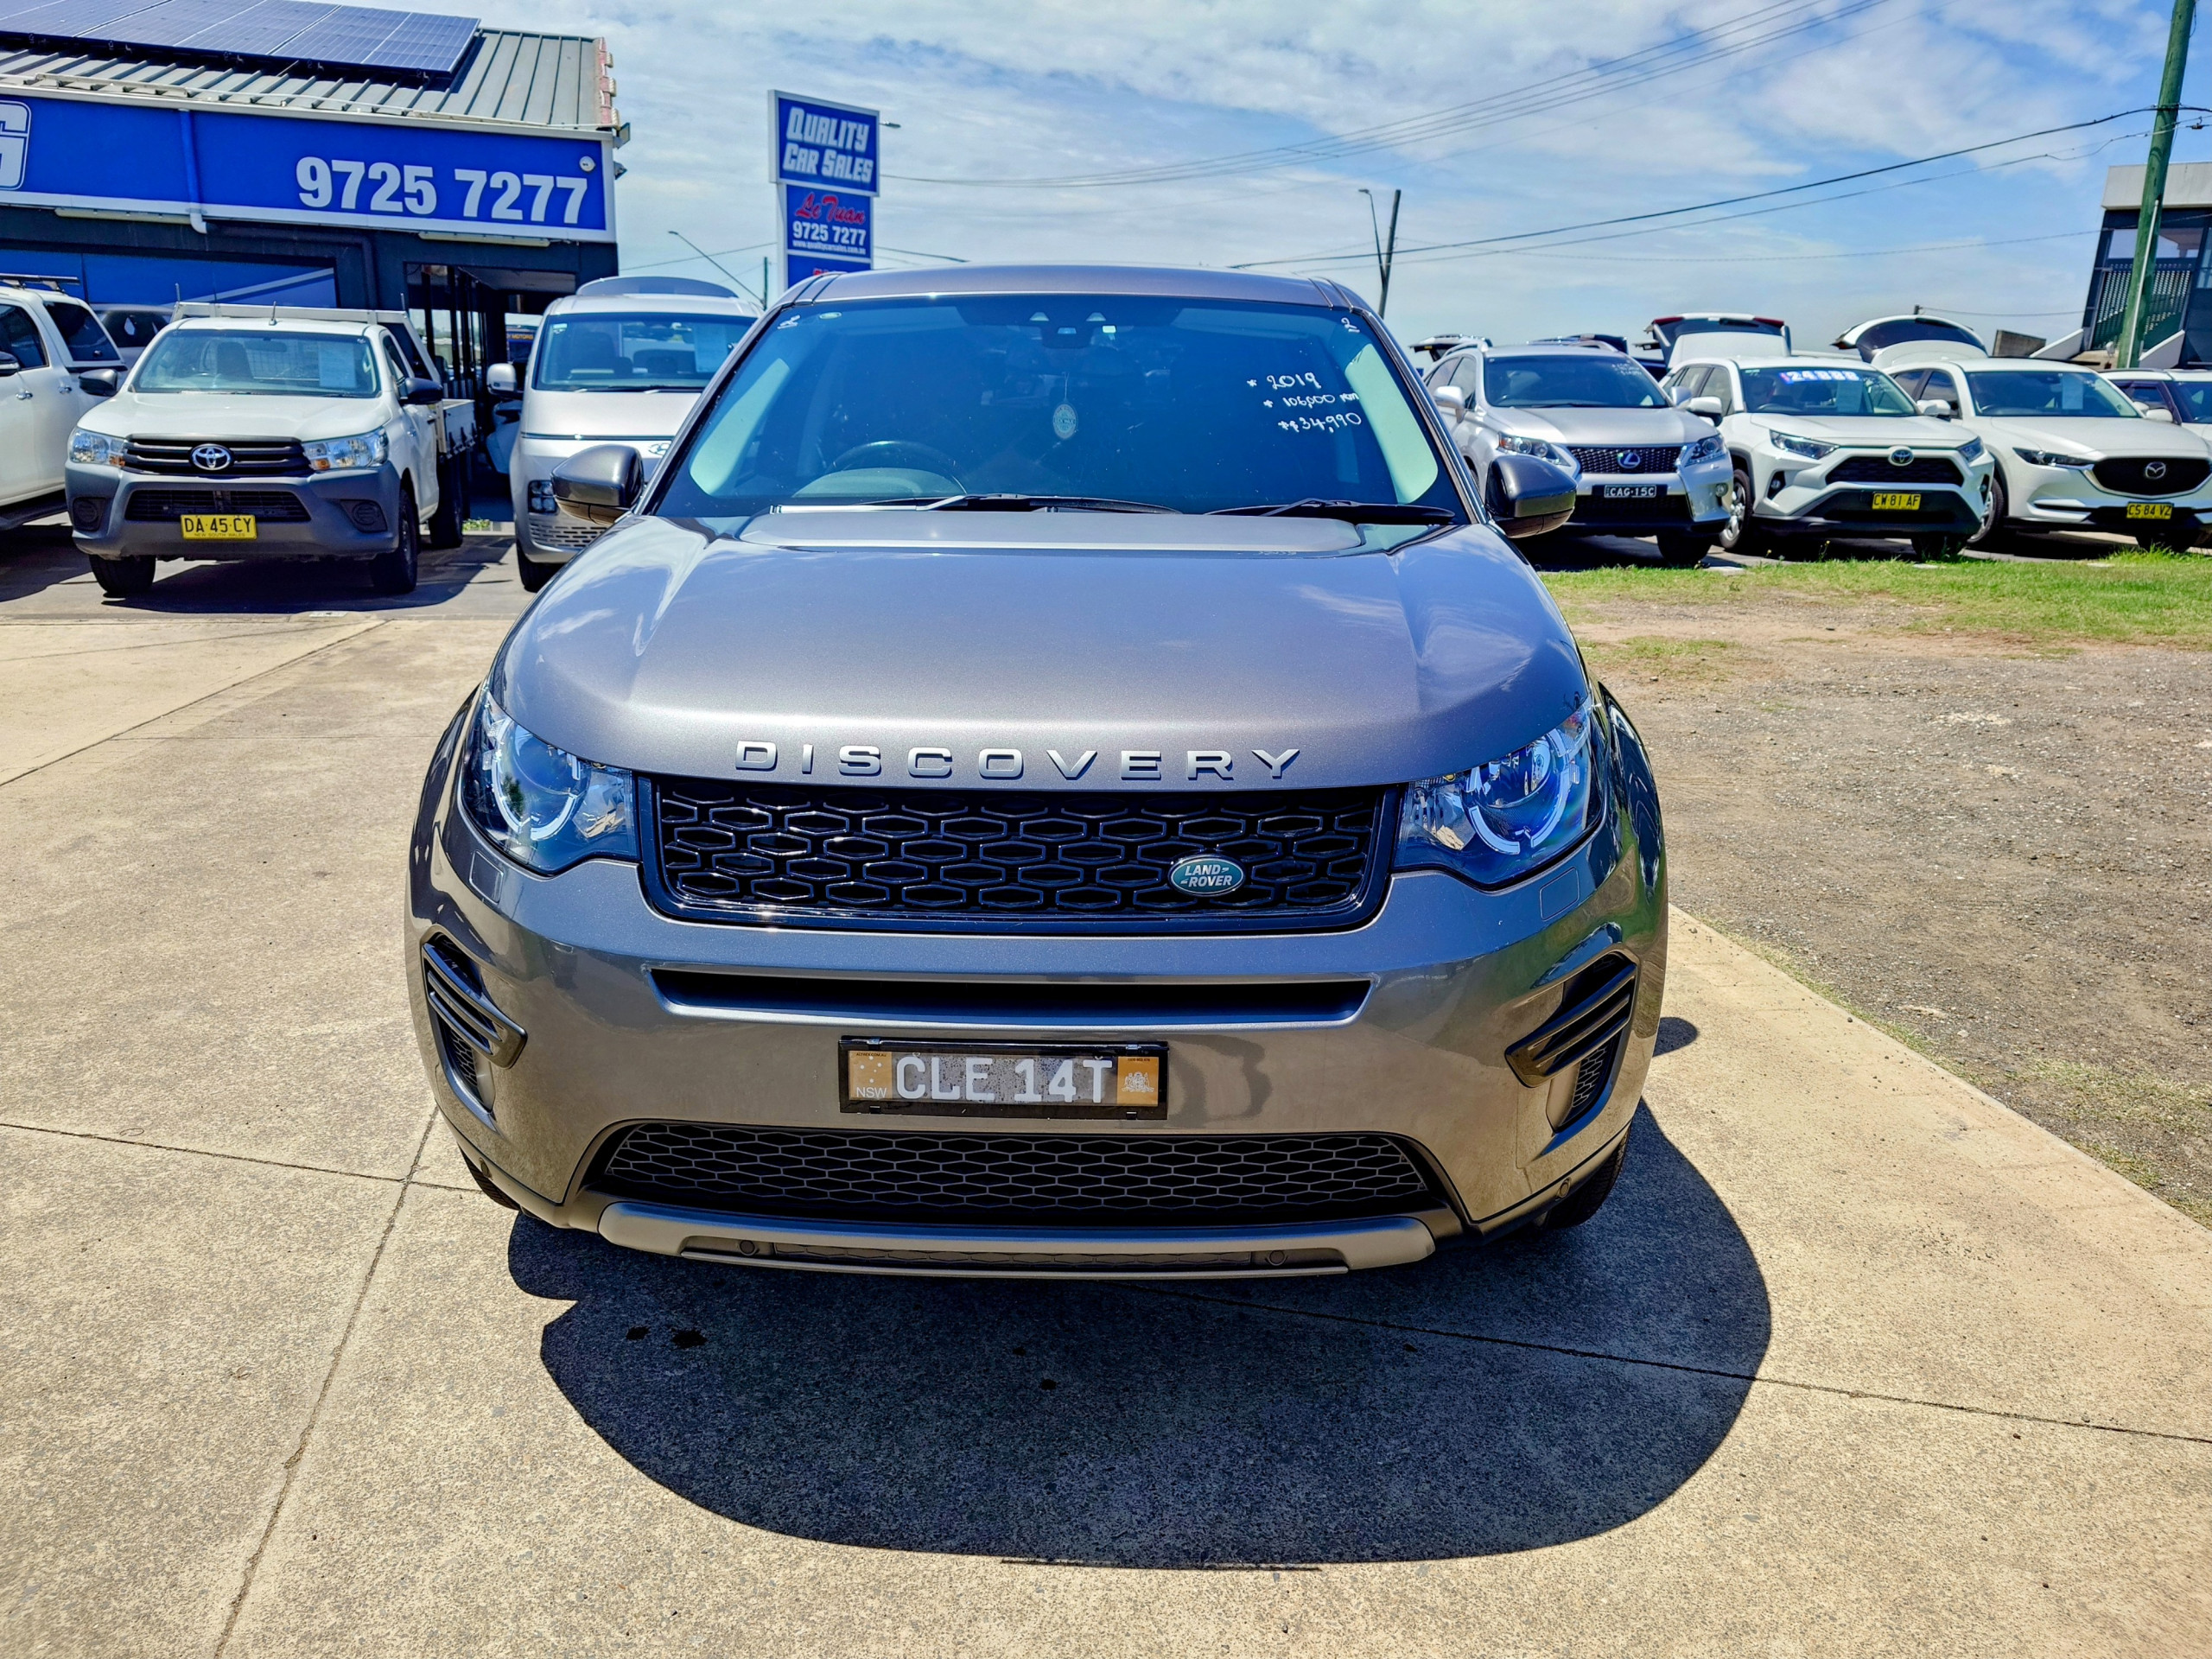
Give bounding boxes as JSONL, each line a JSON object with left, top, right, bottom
{"left": 1, "top": 524, "right": 2206, "bottom": 1656}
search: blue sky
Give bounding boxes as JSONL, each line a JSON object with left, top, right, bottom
{"left": 501, "top": 0, "right": 2209, "bottom": 349}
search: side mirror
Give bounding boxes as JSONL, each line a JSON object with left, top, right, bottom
{"left": 1486, "top": 452, "right": 1577, "bottom": 541}
{"left": 1685, "top": 395, "right": 1725, "bottom": 417}
{"left": 552, "top": 444, "right": 642, "bottom": 526}
{"left": 0, "top": 350, "right": 19, "bottom": 378}
{"left": 403, "top": 376, "right": 444, "bottom": 406}
{"left": 2141, "top": 404, "right": 2176, "bottom": 423}
{"left": 1916, "top": 397, "right": 1955, "bottom": 419}
{"left": 1431, "top": 384, "right": 1466, "bottom": 420}
{"left": 77, "top": 367, "right": 121, "bottom": 398}
{"left": 486, "top": 362, "right": 518, "bottom": 395}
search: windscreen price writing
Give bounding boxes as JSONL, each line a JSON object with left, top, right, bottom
{"left": 295, "top": 156, "right": 594, "bottom": 225}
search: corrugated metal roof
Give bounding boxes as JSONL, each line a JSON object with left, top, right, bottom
{"left": 0, "top": 27, "right": 617, "bottom": 132}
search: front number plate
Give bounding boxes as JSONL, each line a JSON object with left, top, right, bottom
{"left": 2126, "top": 501, "right": 2174, "bottom": 520}
{"left": 842, "top": 1039, "right": 1167, "bottom": 1119}
{"left": 1600, "top": 484, "right": 1661, "bottom": 499}
{"left": 180, "top": 513, "right": 257, "bottom": 539}
{"left": 1869, "top": 493, "right": 1921, "bottom": 511}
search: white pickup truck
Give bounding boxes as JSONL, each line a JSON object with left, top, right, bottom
{"left": 64, "top": 304, "right": 477, "bottom": 598}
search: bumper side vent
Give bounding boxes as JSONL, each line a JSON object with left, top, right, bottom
{"left": 1507, "top": 957, "right": 1637, "bottom": 1088}
{"left": 421, "top": 941, "right": 525, "bottom": 1112}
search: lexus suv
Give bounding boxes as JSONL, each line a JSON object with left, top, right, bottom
{"left": 1660, "top": 353, "right": 1994, "bottom": 557}
{"left": 1425, "top": 340, "right": 1732, "bottom": 563}
{"left": 407, "top": 264, "right": 1665, "bottom": 1280}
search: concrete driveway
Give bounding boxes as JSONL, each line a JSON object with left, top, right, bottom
{"left": 2, "top": 527, "right": 2206, "bottom": 1656}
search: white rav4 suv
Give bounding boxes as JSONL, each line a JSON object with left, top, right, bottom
{"left": 1876, "top": 345, "right": 2212, "bottom": 551}
{"left": 1659, "top": 354, "right": 1994, "bottom": 557}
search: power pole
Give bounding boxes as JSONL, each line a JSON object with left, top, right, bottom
{"left": 1359, "top": 187, "right": 1402, "bottom": 319}
{"left": 2116, "top": 0, "right": 2198, "bottom": 367}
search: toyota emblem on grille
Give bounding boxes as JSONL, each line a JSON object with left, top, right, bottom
{"left": 1167, "top": 855, "right": 1245, "bottom": 897}
{"left": 1889, "top": 447, "right": 1914, "bottom": 467}
{"left": 190, "top": 443, "right": 233, "bottom": 474}
{"left": 2146, "top": 460, "right": 2168, "bottom": 480}
{"left": 1617, "top": 450, "right": 1643, "bottom": 470}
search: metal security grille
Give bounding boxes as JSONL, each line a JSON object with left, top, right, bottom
{"left": 2092, "top": 455, "right": 2210, "bottom": 496}
{"left": 124, "top": 438, "right": 308, "bottom": 477}
{"left": 1568, "top": 444, "right": 1682, "bottom": 474}
{"left": 648, "top": 781, "right": 1388, "bottom": 931}
{"left": 593, "top": 1125, "right": 1437, "bottom": 1224}
{"left": 123, "top": 488, "right": 311, "bottom": 522}
{"left": 1827, "top": 455, "right": 1965, "bottom": 485}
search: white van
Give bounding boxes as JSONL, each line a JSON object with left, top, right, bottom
{"left": 494, "top": 276, "right": 756, "bottom": 591}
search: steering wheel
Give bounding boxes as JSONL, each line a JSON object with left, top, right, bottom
{"left": 828, "top": 441, "right": 965, "bottom": 486}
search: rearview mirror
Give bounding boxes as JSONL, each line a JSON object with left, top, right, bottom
{"left": 1916, "top": 398, "right": 1955, "bottom": 419}
{"left": 403, "top": 376, "right": 444, "bottom": 406}
{"left": 553, "top": 444, "right": 642, "bottom": 526}
{"left": 1430, "top": 384, "right": 1466, "bottom": 420}
{"left": 1685, "top": 395, "right": 1724, "bottom": 417}
{"left": 77, "top": 367, "right": 121, "bottom": 398}
{"left": 2141, "top": 405, "right": 2176, "bottom": 423}
{"left": 486, "top": 362, "right": 518, "bottom": 395}
{"left": 0, "top": 351, "right": 18, "bottom": 378}
{"left": 1486, "top": 453, "right": 1577, "bottom": 541}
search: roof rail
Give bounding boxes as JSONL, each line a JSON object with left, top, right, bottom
{"left": 0, "top": 272, "right": 83, "bottom": 291}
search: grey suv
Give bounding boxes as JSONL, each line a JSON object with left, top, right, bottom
{"left": 407, "top": 265, "right": 1666, "bottom": 1279}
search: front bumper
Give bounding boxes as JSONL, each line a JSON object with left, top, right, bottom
{"left": 1752, "top": 484, "right": 1985, "bottom": 538}
{"left": 2001, "top": 461, "right": 2212, "bottom": 530}
{"left": 407, "top": 696, "right": 1667, "bottom": 1278}
{"left": 1568, "top": 467, "right": 1732, "bottom": 535}
{"left": 67, "top": 462, "right": 404, "bottom": 560}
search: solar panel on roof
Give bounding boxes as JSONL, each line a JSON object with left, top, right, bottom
{"left": 0, "top": 0, "right": 479, "bottom": 75}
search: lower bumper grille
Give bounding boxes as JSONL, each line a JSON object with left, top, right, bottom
{"left": 591, "top": 1126, "right": 1437, "bottom": 1225}
{"left": 124, "top": 488, "right": 311, "bottom": 522}
{"left": 527, "top": 512, "right": 605, "bottom": 550}
{"left": 1828, "top": 455, "right": 1964, "bottom": 485}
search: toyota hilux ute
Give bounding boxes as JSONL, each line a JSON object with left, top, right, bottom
{"left": 0, "top": 276, "right": 125, "bottom": 532}
{"left": 1425, "top": 340, "right": 1731, "bottom": 563}
{"left": 498, "top": 275, "right": 757, "bottom": 592}
{"left": 404, "top": 264, "right": 1665, "bottom": 1282}
{"left": 1660, "top": 353, "right": 1994, "bottom": 557}
{"left": 1879, "top": 344, "right": 2212, "bottom": 550}
{"left": 66, "top": 311, "right": 464, "bottom": 597}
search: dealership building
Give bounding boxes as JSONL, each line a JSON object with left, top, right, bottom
{"left": 0, "top": 0, "right": 624, "bottom": 384}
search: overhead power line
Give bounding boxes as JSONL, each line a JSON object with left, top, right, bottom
{"left": 887, "top": 0, "right": 1894, "bottom": 189}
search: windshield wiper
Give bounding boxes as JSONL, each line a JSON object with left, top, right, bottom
{"left": 1210, "top": 499, "right": 1456, "bottom": 524}
{"left": 874, "top": 493, "right": 1177, "bottom": 514}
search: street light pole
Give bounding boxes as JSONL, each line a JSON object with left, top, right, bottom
{"left": 2115, "top": 0, "right": 2198, "bottom": 368}
{"left": 1359, "top": 187, "right": 1402, "bottom": 319}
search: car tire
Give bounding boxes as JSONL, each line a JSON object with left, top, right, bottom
{"left": 1910, "top": 533, "right": 1968, "bottom": 560}
{"left": 1717, "top": 462, "right": 1768, "bottom": 556}
{"left": 1542, "top": 1132, "right": 1628, "bottom": 1231}
{"left": 1654, "top": 531, "right": 1712, "bottom": 566}
{"left": 88, "top": 553, "right": 155, "bottom": 597}
{"left": 465, "top": 1154, "right": 520, "bottom": 1211}
{"left": 1970, "top": 471, "right": 2007, "bottom": 547}
{"left": 369, "top": 488, "right": 420, "bottom": 595}
{"left": 517, "top": 548, "right": 556, "bottom": 593}
{"left": 426, "top": 456, "right": 466, "bottom": 550}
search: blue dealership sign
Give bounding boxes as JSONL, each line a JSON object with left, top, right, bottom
{"left": 771, "top": 91, "right": 878, "bottom": 194}
{"left": 783, "top": 251, "right": 873, "bottom": 289}
{"left": 782, "top": 184, "right": 871, "bottom": 262}
{"left": 0, "top": 90, "right": 614, "bottom": 241}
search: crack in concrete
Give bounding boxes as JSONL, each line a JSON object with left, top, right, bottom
{"left": 0, "top": 1116, "right": 443, "bottom": 1189}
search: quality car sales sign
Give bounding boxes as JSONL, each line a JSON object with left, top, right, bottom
{"left": 772, "top": 91, "right": 878, "bottom": 289}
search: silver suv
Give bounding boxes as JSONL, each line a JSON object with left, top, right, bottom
{"left": 407, "top": 265, "right": 1665, "bottom": 1280}
{"left": 1425, "top": 341, "right": 1732, "bottom": 563}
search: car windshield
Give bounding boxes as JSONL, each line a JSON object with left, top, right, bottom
{"left": 2171, "top": 382, "right": 2212, "bottom": 423}
{"left": 1739, "top": 365, "right": 1915, "bottom": 416}
{"left": 1965, "top": 371, "right": 2138, "bottom": 419}
{"left": 531, "top": 312, "right": 755, "bottom": 391}
{"left": 132, "top": 330, "right": 378, "bottom": 397}
{"left": 654, "top": 294, "right": 1458, "bottom": 521}
{"left": 1483, "top": 354, "right": 1662, "bottom": 408}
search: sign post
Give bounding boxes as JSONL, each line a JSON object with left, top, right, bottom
{"left": 772, "top": 91, "right": 878, "bottom": 292}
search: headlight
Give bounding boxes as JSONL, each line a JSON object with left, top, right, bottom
{"left": 1396, "top": 699, "right": 1601, "bottom": 887}
{"left": 302, "top": 429, "right": 389, "bottom": 473}
{"left": 1497, "top": 434, "right": 1574, "bottom": 467}
{"left": 460, "top": 693, "right": 638, "bottom": 874}
{"left": 2013, "top": 446, "right": 2091, "bottom": 469}
{"left": 1680, "top": 432, "right": 1724, "bottom": 464}
{"left": 1769, "top": 431, "right": 1834, "bottom": 461}
{"left": 1955, "top": 436, "right": 1985, "bottom": 463}
{"left": 69, "top": 429, "right": 124, "bottom": 467}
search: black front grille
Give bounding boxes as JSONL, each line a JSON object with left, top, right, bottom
{"left": 1828, "top": 454, "right": 1964, "bottom": 485}
{"left": 123, "top": 488, "right": 311, "bottom": 522}
{"left": 592, "top": 1125, "right": 1437, "bottom": 1225}
{"left": 2092, "top": 455, "right": 2210, "bottom": 496}
{"left": 1566, "top": 1035, "right": 1621, "bottom": 1122}
{"left": 124, "top": 437, "right": 308, "bottom": 477}
{"left": 647, "top": 780, "right": 1389, "bottom": 932}
{"left": 1568, "top": 444, "right": 1681, "bottom": 474}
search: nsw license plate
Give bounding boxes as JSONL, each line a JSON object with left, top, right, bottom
{"left": 841, "top": 1039, "right": 1167, "bottom": 1119}
{"left": 180, "top": 513, "right": 256, "bottom": 539}
{"left": 1869, "top": 493, "right": 1921, "bottom": 511}
{"left": 2126, "top": 501, "right": 2174, "bottom": 520}
{"left": 1600, "top": 484, "right": 1661, "bottom": 499}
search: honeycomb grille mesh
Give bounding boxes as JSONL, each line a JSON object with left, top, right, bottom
{"left": 1568, "top": 444, "right": 1682, "bottom": 474}
{"left": 1827, "top": 455, "right": 1964, "bottom": 485}
{"left": 648, "top": 781, "right": 1385, "bottom": 929}
{"left": 594, "top": 1126, "right": 1435, "bottom": 1224}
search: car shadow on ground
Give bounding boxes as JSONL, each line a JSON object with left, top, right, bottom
{"left": 509, "top": 1103, "right": 1770, "bottom": 1566}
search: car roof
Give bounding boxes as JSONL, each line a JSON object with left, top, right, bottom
{"left": 1675, "top": 353, "right": 1866, "bottom": 370}
{"left": 792, "top": 263, "right": 1358, "bottom": 308}
{"left": 168, "top": 316, "right": 378, "bottom": 337}
{"left": 1472, "top": 341, "right": 1626, "bottom": 357}
{"left": 1835, "top": 313, "right": 1981, "bottom": 345}
{"left": 2108, "top": 366, "right": 2212, "bottom": 379}
{"left": 543, "top": 291, "right": 758, "bottom": 318}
